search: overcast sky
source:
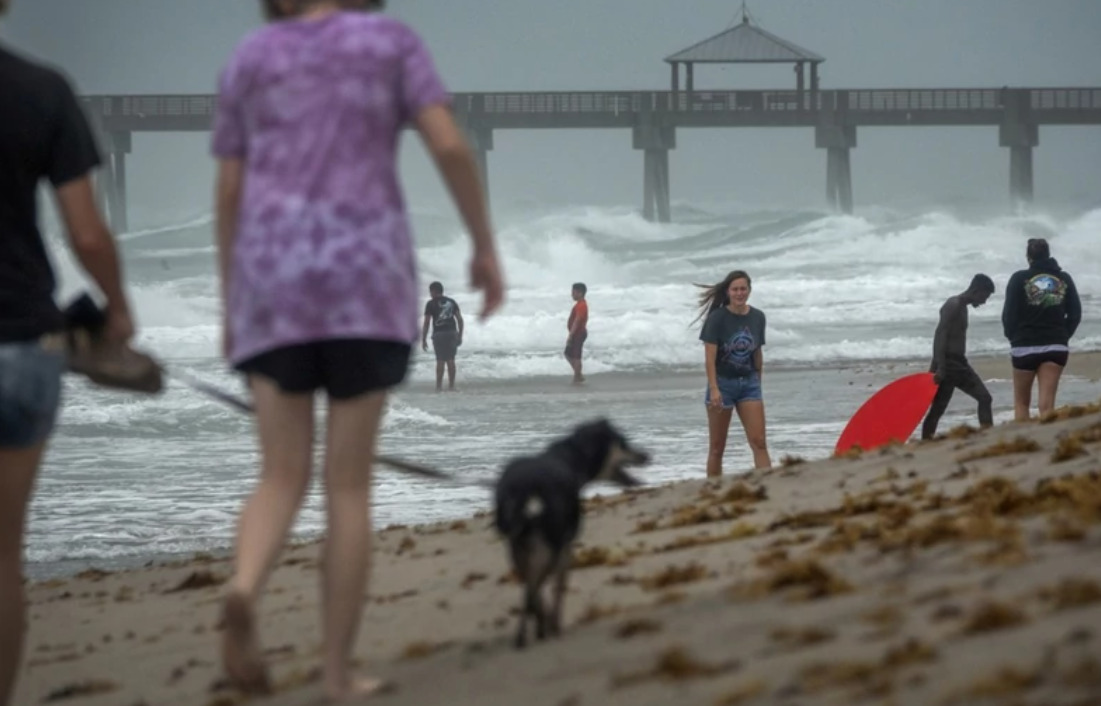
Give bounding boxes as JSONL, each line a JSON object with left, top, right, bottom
{"left": 3, "top": 0, "right": 1100, "bottom": 226}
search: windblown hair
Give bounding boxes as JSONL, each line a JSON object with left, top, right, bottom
{"left": 693, "top": 270, "right": 751, "bottom": 327}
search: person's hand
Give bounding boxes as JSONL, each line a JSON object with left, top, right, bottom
{"left": 457, "top": 333, "right": 463, "bottom": 347}
{"left": 104, "top": 306, "right": 135, "bottom": 345}
{"left": 422, "top": 340, "right": 429, "bottom": 353}
{"left": 708, "top": 385, "right": 723, "bottom": 409}
{"left": 469, "top": 249, "right": 504, "bottom": 321}
{"left": 933, "top": 371, "right": 945, "bottom": 385}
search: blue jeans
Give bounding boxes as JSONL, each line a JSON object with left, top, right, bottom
{"left": 705, "top": 374, "right": 762, "bottom": 410}
{"left": 0, "top": 338, "right": 66, "bottom": 447}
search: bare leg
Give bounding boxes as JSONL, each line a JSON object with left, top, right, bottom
{"left": 320, "top": 389, "right": 388, "bottom": 701}
{"left": 705, "top": 406, "right": 734, "bottom": 478}
{"left": 446, "top": 360, "right": 456, "bottom": 390}
{"left": 735, "top": 399, "right": 772, "bottom": 470}
{"left": 1035, "top": 362, "right": 1065, "bottom": 417}
{"left": 223, "top": 377, "right": 314, "bottom": 695}
{"left": 1012, "top": 369, "right": 1036, "bottom": 422}
{"left": 0, "top": 444, "right": 45, "bottom": 706}
{"left": 434, "top": 361, "right": 444, "bottom": 392}
{"left": 567, "top": 357, "right": 584, "bottom": 384}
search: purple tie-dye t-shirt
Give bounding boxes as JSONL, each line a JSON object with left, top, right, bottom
{"left": 211, "top": 12, "right": 449, "bottom": 365}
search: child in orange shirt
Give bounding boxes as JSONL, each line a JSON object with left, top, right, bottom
{"left": 565, "top": 282, "right": 588, "bottom": 385}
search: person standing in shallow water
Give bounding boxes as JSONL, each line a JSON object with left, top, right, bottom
{"left": 211, "top": 0, "right": 503, "bottom": 699}
{"left": 1001, "top": 237, "right": 1081, "bottom": 421}
{"left": 422, "top": 281, "right": 464, "bottom": 391}
{"left": 920, "top": 274, "right": 996, "bottom": 440}
{"left": 696, "top": 270, "right": 771, "bottom": 476}
{"left": 565, "top": 282, "right": 588, "bottom": 385}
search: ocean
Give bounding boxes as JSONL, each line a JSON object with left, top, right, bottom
{"left": 28, "top": 203, "right": 1101, "bottom": 579}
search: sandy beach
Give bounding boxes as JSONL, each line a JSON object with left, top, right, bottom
{"left": 15, "top": 352, "right": 1101, "bottom": 706}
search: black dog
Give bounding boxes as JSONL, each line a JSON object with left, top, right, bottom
{"left": 494, "top": 418, "right": 650, "bottom": 648}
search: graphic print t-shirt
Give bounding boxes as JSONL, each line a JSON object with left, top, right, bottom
{"left": 699, "top": 307, "right": 766, "bottom": 379}
{"left": 424, "top": 296, "right": 459, "bottom": 335}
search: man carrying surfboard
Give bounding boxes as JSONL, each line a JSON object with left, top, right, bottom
{"left": 920, "top": 274, "right": 996, "bottom": 439}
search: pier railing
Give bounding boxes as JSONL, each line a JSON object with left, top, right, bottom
{"left": 81, "top": 87, "right": 1101, "bottom": 130}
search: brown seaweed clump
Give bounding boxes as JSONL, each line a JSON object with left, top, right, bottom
{"left": 957, "top": 435, "right": 1039, "bottom": 461}
{"left": 611, "top": 645, "right": 739, "bottom": 688}
{"left": 732, "top": 559, "right": 852, "bottom": 602}
{"left": 959, "top": 601, "right": 1028, "bottom": 635}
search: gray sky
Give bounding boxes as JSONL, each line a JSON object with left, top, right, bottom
{"left": 3, "top": 0, "right": 1100, "bottom": 225}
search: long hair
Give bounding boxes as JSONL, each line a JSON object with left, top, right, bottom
{"left": 692, "top": 270, "right": 751, "bottom": 326}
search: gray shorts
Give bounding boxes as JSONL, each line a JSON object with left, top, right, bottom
{"left": 0, "top": 337, "right": 66, "bottom": 447}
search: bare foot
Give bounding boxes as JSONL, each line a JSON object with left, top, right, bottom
{"left": 221, "top": 592, "right": 272, "bottom": 695}
{"left": 325, "top": 675, "right": 387, "bottom": 702}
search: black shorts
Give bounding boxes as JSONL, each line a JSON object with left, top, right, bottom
{"left": 1011, "top": 350, "right": 1069, "bottom": 372}
{"left": 236, "top": 339, "right": 411, "bottom": 399}
{"left": 564, "top": 330, "right": 587, "bottom": 360}
{"left": 431, "top": 331, "right": 460, "bottom": 362}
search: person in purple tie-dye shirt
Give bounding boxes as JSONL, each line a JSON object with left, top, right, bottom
{"left": 211, "top": 0, "right": 504, "bottom": 699}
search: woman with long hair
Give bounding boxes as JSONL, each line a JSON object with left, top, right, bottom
{"left": 1001, "top": 237, "right": 1081, "bottom": 420}
{"left": 212, "top": 0, "right": 504, "bottom": 699}
{"left": 695, "top": 270, "right": 771, "bottom": 476}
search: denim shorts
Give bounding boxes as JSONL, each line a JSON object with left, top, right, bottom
{"left": 0, "top": 337, "right": 66, "bottom": 447}
{"left": 704, "top": 374, "right": 762, "bottom": 409}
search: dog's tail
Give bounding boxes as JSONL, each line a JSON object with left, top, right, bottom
{"left": 495, "top": 492, "right": 545, "bottom": 539}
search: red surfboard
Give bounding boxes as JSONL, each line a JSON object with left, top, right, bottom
{"left": 834, "top": 372, "right": 938, "bottom": 455}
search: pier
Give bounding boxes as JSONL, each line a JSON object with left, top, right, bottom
{"left": 78, "top": 17, "right": 1101, "bottom": 230}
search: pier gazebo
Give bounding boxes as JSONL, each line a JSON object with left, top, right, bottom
{"left": 664, "top": 10, "right": 825, "bottom": 106}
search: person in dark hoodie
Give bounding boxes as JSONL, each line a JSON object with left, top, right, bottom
{"left": 1001, "top": 238, "right": 1082, "bottom": 421}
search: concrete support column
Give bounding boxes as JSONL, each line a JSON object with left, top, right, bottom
{"left": 633, "top": 122, "right": 675, "bottom": 223}
{"left": 1000, "top": 89, "right": 1038, "bottom": 207}
{"left": 460, "top": 121, "right": 493, "bottom": 214}
{"left": 686, "top": 63, "right": 695, "bottom": 93}
{"left": 93, "top": 130, "right": 132, "bottom": 233}
{"left": 816, "top": 120, "right": 856, "bottom": 214}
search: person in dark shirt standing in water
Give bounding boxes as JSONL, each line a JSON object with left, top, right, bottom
{"left": 921, "top": 274, "right": 996, "bottom": 439}
{"left": 1, "top": 2, "right": 135, "bottom": 702}
{"left": 565, "top": 282, "right": 588, "bottom": 385}
{"left": 422, "top": 281, "right": 464, "bottom": 391}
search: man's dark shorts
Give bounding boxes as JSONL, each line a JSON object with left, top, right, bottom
{"left": 237, "top": 339, "right": 410, "bottom": 400}
{"left": 0, "top": 337, "right": 66, "bottom": 447}
{"left": 564, "top": 330, "right": 588, "bottom": 360}
{"left": 431, "top": 331, "right": 460, "bottom": 363}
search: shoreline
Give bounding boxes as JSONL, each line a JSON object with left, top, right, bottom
{"left": 18, "top": 400, "right": 1101, "bottom": 705}
{"left": 27, "top": 350, "right": 1101, "bottom": 582}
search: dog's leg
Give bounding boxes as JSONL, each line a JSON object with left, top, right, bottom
{"left": 549, "top": 554, "right": 570, "bottom": 637}
{"left": 531, "top": 579, "right": 548, "bottom": 641}
{"left": 514, "top": 587, "right": 529, "bottom": 649}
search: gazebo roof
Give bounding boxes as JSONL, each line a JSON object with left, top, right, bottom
{"left": 664, "top": 17, "right": 824, "bottom": 65}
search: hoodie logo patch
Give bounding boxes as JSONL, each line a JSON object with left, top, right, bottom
{"left": 1024, "top": 274, "right": 1067, "bottom": 308}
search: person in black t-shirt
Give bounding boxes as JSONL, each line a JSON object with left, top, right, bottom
{"left": 421, "top": 281, "right": 464, "bottom": 391}
{"left": 0, "top": 8, "right": 134, "bottom": 703}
